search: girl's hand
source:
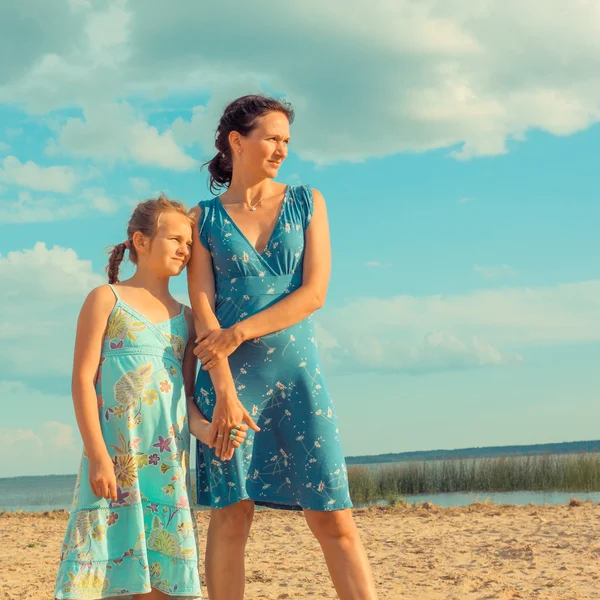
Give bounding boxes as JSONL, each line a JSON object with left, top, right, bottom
{"left": 210, "top": 390, "right": 260, "bottom": 460}
{"left": 88, "top": 451, "right": 118, "bottom": 501}
{"left": 190, "top": 418, "right": 214, "bottom": 447}
{"left": 194, "top": 327, "right": 243, "bottom": 370}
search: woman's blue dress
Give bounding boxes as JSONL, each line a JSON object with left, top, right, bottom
{"left": 194, "top": 184, "right": 352, "bottom": 511}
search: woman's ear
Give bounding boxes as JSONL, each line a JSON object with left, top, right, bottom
{"left": 228, "top": 130, "right": 243, "bottom": 155}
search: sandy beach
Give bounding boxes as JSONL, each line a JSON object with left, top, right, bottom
{"left": 0, "top": 501, "right": 598, "bottom": 600}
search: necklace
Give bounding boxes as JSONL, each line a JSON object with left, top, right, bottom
{"left": 226, "top": 187, "right": 272, "bottom": 212}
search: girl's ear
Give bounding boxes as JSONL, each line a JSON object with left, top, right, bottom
{"left": 132, "top": 231, "right": 147, "bottom": 254}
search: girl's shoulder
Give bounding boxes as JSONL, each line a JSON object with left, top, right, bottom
{"left": 85, "top": 284, "right": 118, "bottom": 308}
{"left": 77, "top": 284, "right": 118, "bottom": 324}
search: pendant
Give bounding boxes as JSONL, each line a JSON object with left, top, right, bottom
{"left": 250, "top": 206, "right": 257, "bottom": 211}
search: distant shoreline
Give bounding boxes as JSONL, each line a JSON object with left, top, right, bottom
{"left": 3, "top": 439, "right": 599, "bottom": 481}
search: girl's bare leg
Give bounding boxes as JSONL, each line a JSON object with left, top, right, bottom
{"left": 205, "top": 500, "right": 255, "bottom": 600}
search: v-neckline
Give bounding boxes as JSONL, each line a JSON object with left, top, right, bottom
{"left": 116, "top": 298, "right": 185, "bottom": 330}
{"left": 216, "top": 185, "right": 289, "bottom": 258}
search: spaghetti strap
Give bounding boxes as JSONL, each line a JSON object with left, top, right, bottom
{"left": 179, "top": 303, "right": 186, "bottom": 315}
{"left": 107, "top": 283, "right": 121, "bottom": 301}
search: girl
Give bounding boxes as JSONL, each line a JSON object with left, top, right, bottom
{"left": 188, "top": 95, "right": 377, "bottom": 599}
{"left": 54, "top": 196, "right": 248, "bottom": 600}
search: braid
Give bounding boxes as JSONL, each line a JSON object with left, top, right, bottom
{"left": 107, "top": 242, "right": 127, "bottom": 284}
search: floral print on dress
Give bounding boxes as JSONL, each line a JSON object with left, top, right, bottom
{"left": 54, "top": 287, "right": 201, "bottom": 599}
{"left": 194, "top": 185, "right": 352, "bottom": 512}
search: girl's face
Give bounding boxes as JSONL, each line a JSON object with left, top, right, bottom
{"left": 135, "top": 211, "right": 192, "bottom": 278}
{"left": 234, "top": 111, "right": 290, "bottom": 180}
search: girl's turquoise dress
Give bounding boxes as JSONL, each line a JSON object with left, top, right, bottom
{"left": 194, "top": 184, "right": 352, "bottom": 511}
{"left": 54, "top": 285, "right": 202, "bottom": 599}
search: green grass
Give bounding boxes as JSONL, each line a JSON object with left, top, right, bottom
{"left": 348, "top": 453, "right": 600, "bottom": 503}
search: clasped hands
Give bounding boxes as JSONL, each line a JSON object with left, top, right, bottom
{"left": 193, "top": 326, "right": 243, "bottom": 370}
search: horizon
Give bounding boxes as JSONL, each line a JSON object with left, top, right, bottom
{"left": 1, "top": 437, "right": 597, "bottom": 481}
{"left": 2, "top": 1, "right": 600, "bottom": 478}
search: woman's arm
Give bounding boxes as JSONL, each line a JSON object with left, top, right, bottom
{"left": 187, "top": 206, "right": 240, "bottom": 395}
{"left": 72, "top": 285, "right": 118, "bottom": 501}
{"left": 187, "top": 206, "right": 259, "bottom": 459}
{"left": 196, "top": 188, "right": 330, "bottom": 370}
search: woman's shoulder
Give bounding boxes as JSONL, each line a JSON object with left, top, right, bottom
{"left": 189, "top": 197, "right": 216, "bottom": 220}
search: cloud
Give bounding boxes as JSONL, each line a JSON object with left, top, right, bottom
{"left": 55, "top": 102, "right": 198, "bottom": 171}
{"left": 2, "top": 1, "right": 600, "bottom": 163}
{"left": 80, "top": 187, "right": 118, "bottom": 213}
{"left": 0, "top": 155, "right": 77, "bottom": 193}
{"left": 0, "top": 382, "right": 80, "bottom": 478}
{"left": 2, "top": 243, "right": 600, "bottom": 379}
{"left": 474, "top": 264, "right": 517, "bottom": 279}
{"left": 317, "top": 279, "right": 600, "bottom": 374}
{"left": 0, "top": 421, "right": 80, "bottom": 478}
{"left": 0, "top": 187, "right": 118, "bottom": 223}
{"left": 0, "top": 243, "right": 104, "bottom": 375}
{"left": 0, "top": 141, "right": 10, "bottom": 153}
{"left": 129, "top": 177, "right": 151, "bottom": 195}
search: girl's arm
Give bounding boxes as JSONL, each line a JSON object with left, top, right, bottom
{"left": 196, "top": 189, "right": 331, "bottom": 370}
{"left": 72, "top": 285, "right": 118, "bottom": 501}
{"left": 187, "top": 206, "right": 259, "bottom": 460}
{"left": 182, "top": 306, "right": 212, "bottom": 446}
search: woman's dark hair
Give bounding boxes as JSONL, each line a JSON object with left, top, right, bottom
{"left": 204, "top": 94, "right": 295, "bottom": 194}
{"left": 106, "top": 195, "right": 191, "bottom": 284}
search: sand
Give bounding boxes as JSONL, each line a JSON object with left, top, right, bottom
{"left": 0, "top": 500, "right": 598, "bottom": 599}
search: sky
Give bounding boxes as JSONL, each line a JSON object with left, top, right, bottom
{"left": 1, "top": 0, "right": 600, "bottom": 478}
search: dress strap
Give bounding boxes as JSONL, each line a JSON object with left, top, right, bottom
{"left": 107, "top": 283, "right": 121, "bottom": 301}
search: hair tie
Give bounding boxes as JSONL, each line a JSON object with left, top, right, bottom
{"left": 123, "top": 240, "right": 131, "bottom": 249}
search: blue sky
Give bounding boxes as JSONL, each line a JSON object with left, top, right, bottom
{"left": 1, "top": 0, "right": 599, "bottom": 477}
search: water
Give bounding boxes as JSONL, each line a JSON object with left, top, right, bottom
{"left": 0, "top": 474, "right": 76, "bottom": 512}
{"left": 1, "top": 474, "right": 598, "bottom": 512}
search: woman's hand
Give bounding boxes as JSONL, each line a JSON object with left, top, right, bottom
{"left": 210, "top": 389, "right": 260, "bottom": 460}
{"left": 87, "top": 451, "right": 118, "bottom": 501}
{"left": 194, "top": 326, "right": 244, "bottom": 370}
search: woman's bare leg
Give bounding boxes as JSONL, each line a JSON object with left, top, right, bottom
{"left": 304, "top": 508, "right": 377, "bottom": 600}
{"left": 205, "top": 500, "right": 255, "bottom": 600}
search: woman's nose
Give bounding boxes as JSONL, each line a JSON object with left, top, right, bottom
{"left": 276, "top": 142, "right": 288, "bottom": 158}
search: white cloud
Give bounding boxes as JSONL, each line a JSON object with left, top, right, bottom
{"left": 0, "top": 415, "right": 80, "bottom": 477}
{"left": 0, "top": 243, "right": 104, "bottom": 375}
{"left": 0, "top": 141, "right": 10, "bottom": 153}
{"left": 81, "top": 187, "right": 118, "bottom": 213}
{"left": 129, "top": 176, "right": 151, "bottom": 195}
{"left": 2, "top": 1, "right": 600, "bottom": 163}
{"left": 56, "top": 102, "right": 198, "bottom": 171}
{"left": 474, "top": 264, "right": 517, "bottom": 279}
{"left": 0, "top": 155, "right": 77, "bottom": 193}
{"left": 0, "top": 187, "right": 118, "bottom": 223}
{"left": 318, "top": 279, "right": 600, "bottom": 374}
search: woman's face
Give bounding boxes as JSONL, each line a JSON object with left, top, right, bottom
{"left": 134, "top": 211, "right": 193, "bottom": 278}
{"left": 234, "top": 111, "right": 290, "bottom": 180}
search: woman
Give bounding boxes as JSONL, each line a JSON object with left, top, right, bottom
{"left": 187, "top": 95, "right": 377, "bottom": 600}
